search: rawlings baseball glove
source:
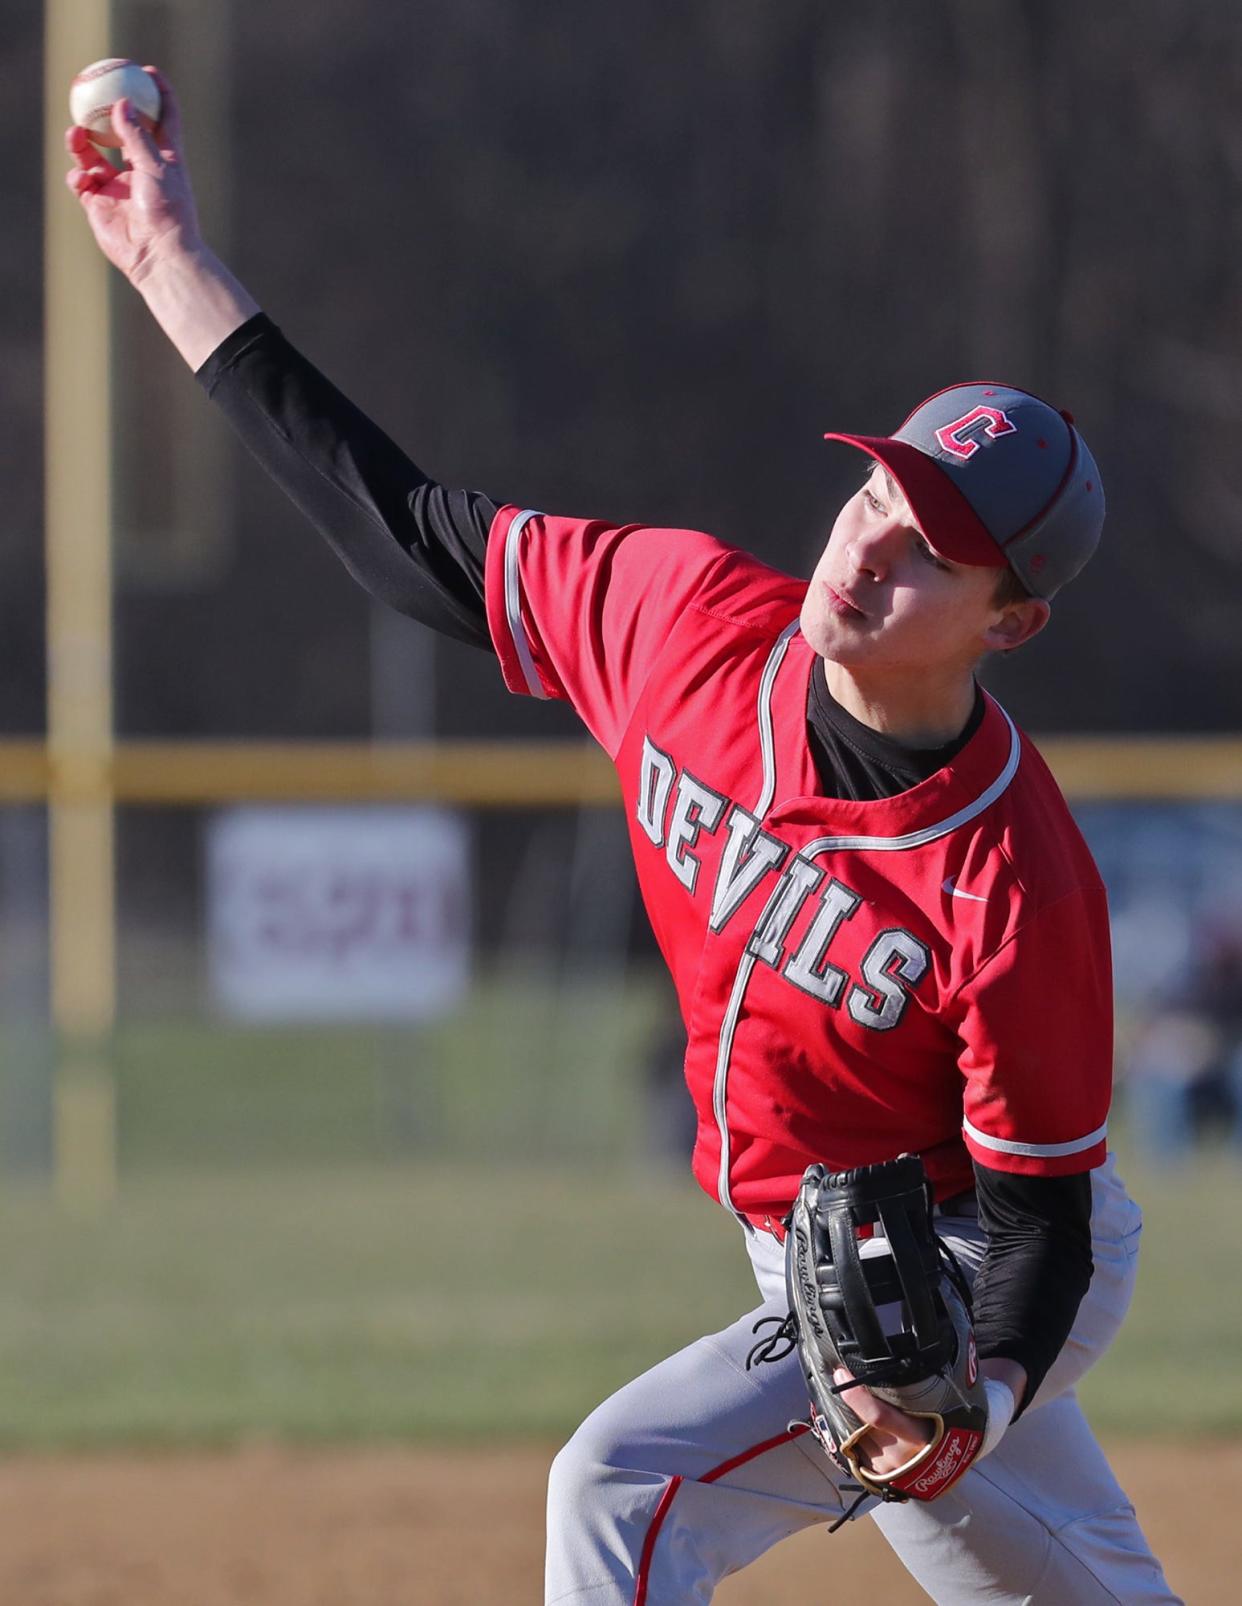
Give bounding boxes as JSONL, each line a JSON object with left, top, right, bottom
{"left": 748, "top": 1154, "right": 986, "bottom": 1526}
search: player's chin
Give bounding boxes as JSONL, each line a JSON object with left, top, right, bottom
{"left": 798, "top": 599, "right": 837, "bottom": 659}
{"left": 800, "top": 604, "right": 869, "bottom": 664}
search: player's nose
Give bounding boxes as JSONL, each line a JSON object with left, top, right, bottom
{"left": 847, "top": 520, "right": 900, "bottom": 581}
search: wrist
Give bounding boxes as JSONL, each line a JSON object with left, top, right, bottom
{"left": 979, "top": 1356, "right": 1027, "bottom": 1406}
{"left": 128, "top": 228, "right": 204, "bottom": 289}
{"left": 133, "top": 242, "right": 261, "bottom": 371}
{"left": 980, "top": 1377, "right": 1017, "bottom": 1460}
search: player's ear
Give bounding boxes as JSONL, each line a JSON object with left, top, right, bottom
{"left": 982, "top": 597, "right": 1051, "bottom": 655}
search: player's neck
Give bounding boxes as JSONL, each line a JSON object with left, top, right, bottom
{"left": 821, "top": 659, "right": 978, "bottom": 750}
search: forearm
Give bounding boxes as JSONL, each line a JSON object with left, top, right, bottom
{"left": 69, "top": 89, "right": 496, "bottom": 646}
{"left": 971, "top": 1164, "right": 1093, "bottom": 1414}
{"left": 133, "top": 243, "right": 260, "bottom": 373}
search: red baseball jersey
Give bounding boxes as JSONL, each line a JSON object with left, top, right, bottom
{"left": 484, "top": 506, "right": 1112, "bottom": 1223}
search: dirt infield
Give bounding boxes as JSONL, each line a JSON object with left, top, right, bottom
{"left": 0, "top": 1440, "right": 1225, "bottom": 1603}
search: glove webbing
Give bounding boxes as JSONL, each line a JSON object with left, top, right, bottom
{"left": 815, "top": 1160, "right": 949, "bottom": 1383}
{"left": 824, "top": 1185, "right": 940, "bottom": 1371}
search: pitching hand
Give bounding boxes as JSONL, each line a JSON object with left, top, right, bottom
{"left": 832, "top": 1366, "right": 934, "bottom": 1476}
{"left": 65, "top": 67, "right": 202, "bottom": 286}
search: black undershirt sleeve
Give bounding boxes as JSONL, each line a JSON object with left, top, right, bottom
{"left": 195, "top": 313, "right": 497, "bottom": 649}
{"left": 969, "top": 1163, "right": 1094, "bottom": 1414}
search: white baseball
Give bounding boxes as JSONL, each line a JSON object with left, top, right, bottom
{"left": 69, "top": 58, "right": 161, "bottom": 149}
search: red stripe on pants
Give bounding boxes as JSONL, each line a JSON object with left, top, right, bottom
{"left": 631, "top": 1425, "right": 810, "bottom": 1605}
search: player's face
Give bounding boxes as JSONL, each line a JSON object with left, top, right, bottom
{"left": 800, "top": 467, "right": 1044, "bottom": 674}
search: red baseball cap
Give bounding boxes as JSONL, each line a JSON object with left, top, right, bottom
{"left": 825, "top": 382, "right": 1105, "bottom": 598}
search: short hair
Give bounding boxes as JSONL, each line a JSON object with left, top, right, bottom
{"left": 993, "top": 564, "right": 1031, "bottom": 607}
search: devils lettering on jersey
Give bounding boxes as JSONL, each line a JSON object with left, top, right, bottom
{"left": 784, "top": 879, "right": 862, "bottom": 1006}
{"left": 851, "top": 929, "right": 932, "bottom": 1031}
{"left": 748, "top": 856, "right": 824, "bottom": 967}
{"left": 666, "top": 770, "right": 728, "bottom": 894}
{"left": 709, "top": 807, "right": 788, "bottom": 932}
{"left": 637, "top": 737, "right": 676, "bottom": 846}
{"left": 640, "top": 738, "right": 928, "bottom": 1034}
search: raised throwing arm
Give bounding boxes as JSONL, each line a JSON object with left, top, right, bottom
{"left": 67, "top": 67, "right": 496, "bottom": 649}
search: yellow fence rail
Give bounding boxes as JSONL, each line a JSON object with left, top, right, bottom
{"left": 2, "top": 735, "right": 1241, "bottom": 806}
{"left": 5, "top": 727, "right": 1239, "bottom": 1212}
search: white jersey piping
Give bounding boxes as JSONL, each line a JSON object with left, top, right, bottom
{"left": 714, "top": 622, "right": 799, "bottom": 1219}
{"left": 713, "top": 953, "right": 759, "bottom": 1218}
{"left": 504, "top": 509, "right": 547, "bottom": 699}
{"left": 963, "top": 1114, "right": 1109, "bottom": 1159}
{"left": 711, "top": 628, "right": 1023, "bottom": 1220}
{"left": 796, "top": 706, "right": 1022, "bottom": 858}
{"left": 754, "top": 622, "right": 800, "bottom": 818}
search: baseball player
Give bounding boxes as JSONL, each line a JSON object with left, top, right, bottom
{"left": 67, "top": 79, "right": 1180, "bottom": 1604}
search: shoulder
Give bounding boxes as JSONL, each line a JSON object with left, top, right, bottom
{"left": 936, "top": 701, "right": 1106, "bottom": 974}
{"left": 1000, "top": 724, "right": 1104, "bottom": 905}
{"left": 683, "top": 542, "right": 808, "bottom": 637}
{"left": 950, "top": 697, "right": 1102, "bottom": 908}
{"left": 482, "top": 504, "right": 808, "bottom": 746}
{"left": 487, "top": 503, "right": 807, "bottom": 645}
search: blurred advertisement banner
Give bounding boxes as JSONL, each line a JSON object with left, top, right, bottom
{"left": 206, "top": 807, "right": 469, "bottom": 1022}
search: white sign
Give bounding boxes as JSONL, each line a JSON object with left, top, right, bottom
{"left": 207, "top": 806, "right": 470, "bottom": 1022}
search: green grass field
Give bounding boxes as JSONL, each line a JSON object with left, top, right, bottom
{"left": 0, "top": 994, "right": 1237, "bottom": 1449}
{"left": 104, "top": 976, "right": 667, "bottom": 1170}
{"left": 0, "top": 1145, "right": 1238, "bottom": 1449}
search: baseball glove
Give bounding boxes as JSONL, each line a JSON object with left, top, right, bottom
{"left": 748, "top": 1154, "right": 986, "bottom": 1526}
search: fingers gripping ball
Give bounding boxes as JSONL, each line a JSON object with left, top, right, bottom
{"left": 70, "top": 58, "right": 161, "bottom": 149}
{"left": 783, "top": 1155, "right": 987, "bottom": 1510}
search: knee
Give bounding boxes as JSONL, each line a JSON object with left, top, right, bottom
{"left": 547, "top": 1430, "right": 598, "bottom": 1513}
{"left": 545, "top": 1412, "right": 676, "bottom": 1593}
{"left": 1044, "top": 1504, "right": 1179, "bottom": 1605}
{"left": 547, "top": 1410, "right": 633, "bottom": 1510}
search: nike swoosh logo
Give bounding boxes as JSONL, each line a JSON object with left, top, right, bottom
{"left": 942, "top": 876, "right": 988, "bottom": 904}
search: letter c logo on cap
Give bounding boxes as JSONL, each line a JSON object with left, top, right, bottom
{"left": 935, "top": 406, "right": 1018, "bottom": 460}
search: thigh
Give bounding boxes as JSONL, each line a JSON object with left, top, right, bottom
{"left": 869, "top": 1158, "right": 1172, "bottom": 1602}
{"left": 545, "top": 1296, "right": 852, "bottom": 1604}
{"left": 873, "top": 1393, "right": 1181, "bottom": 1605}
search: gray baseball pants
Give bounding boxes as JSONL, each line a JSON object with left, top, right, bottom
{"left": 544, "top": 1153, "right": 1180, "bottom": 1605}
